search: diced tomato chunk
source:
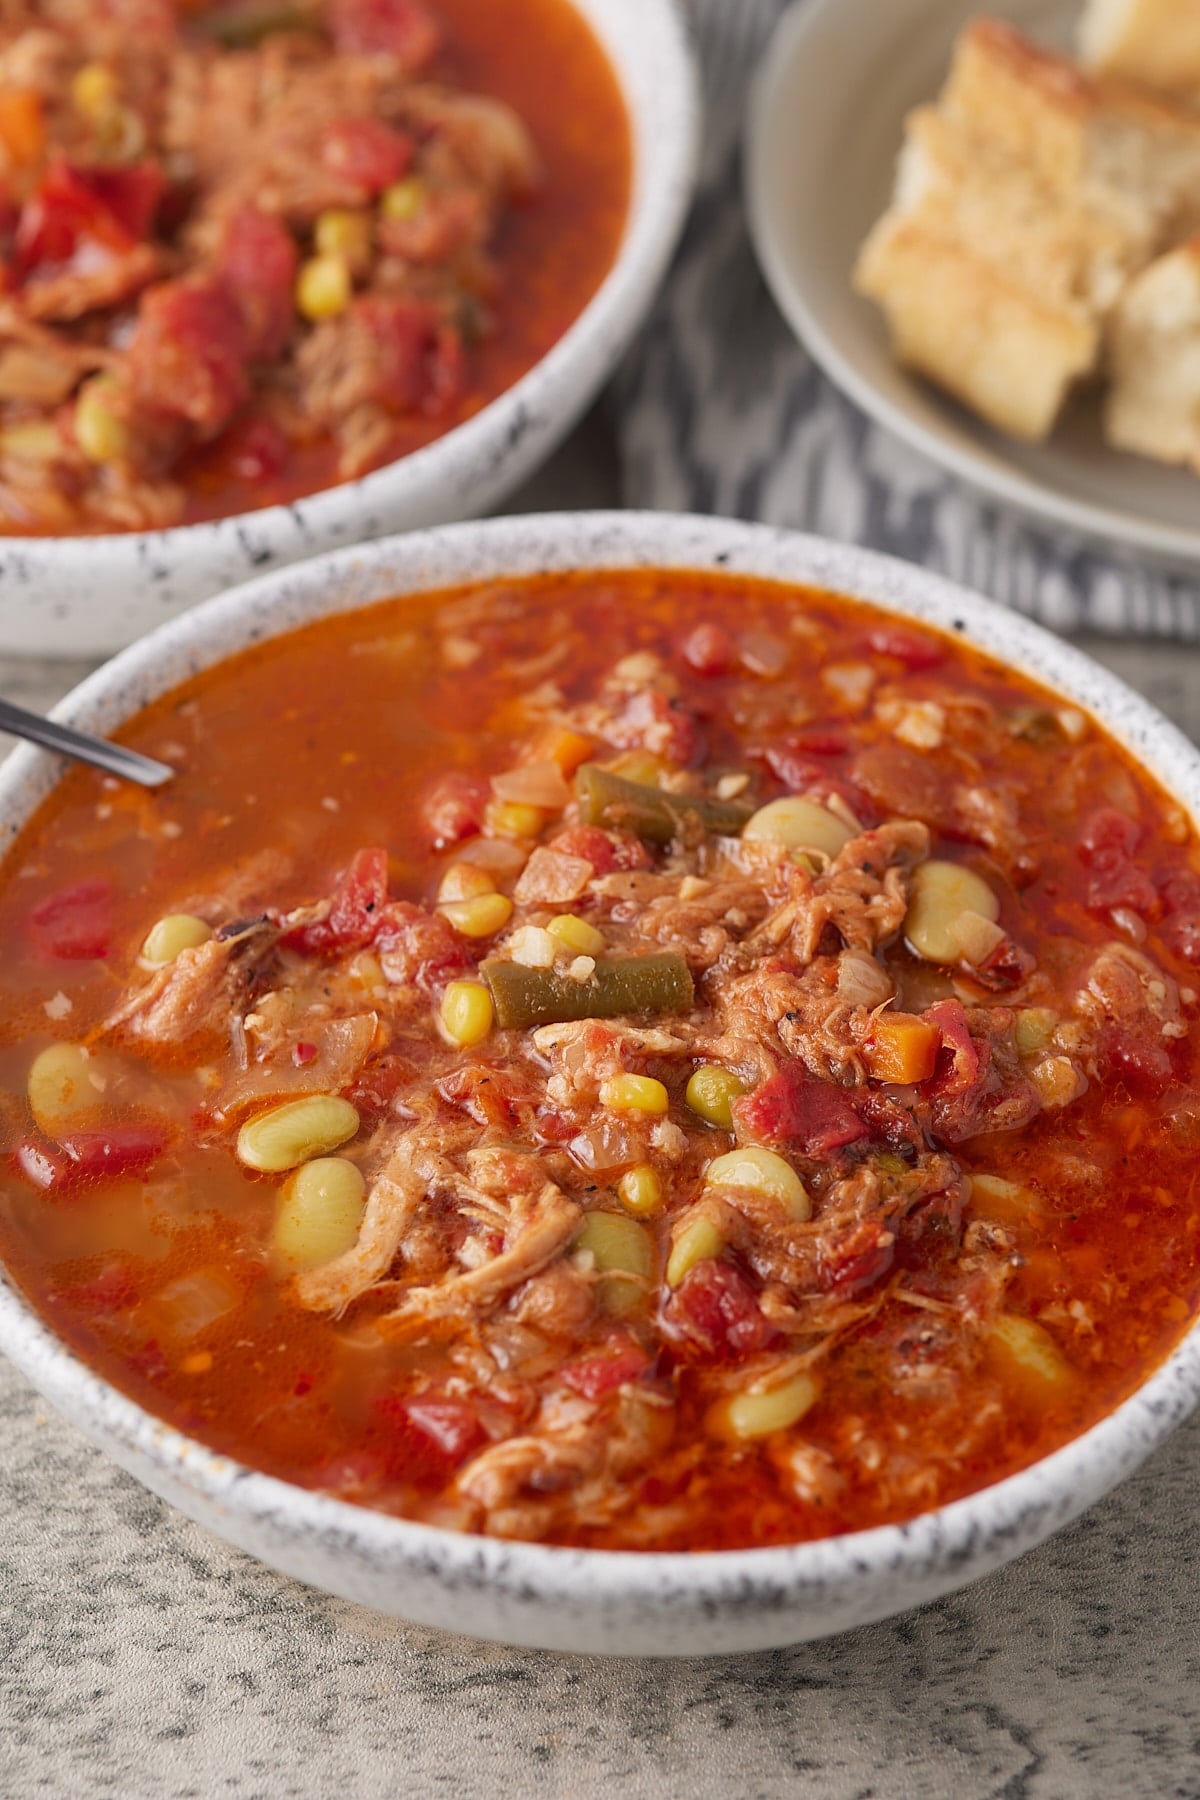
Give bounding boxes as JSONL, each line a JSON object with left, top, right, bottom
{"left": 787, "top": 724, "right": 851, "bottom": 757}
{"left": 374, "top": 898, "right": 471, "bottom": 988}
{"left": 352, "top": 295, "right": 466, "bottom": 418}
{"left": 1160, "top": 869, "right": 1200, "bottom": 965}
{"left": 1107, "top": 1028, "right": 1174, "bottom": 1093}
{"left": 922, "top": 1000, "right": 985, "bottom": 1099}
{"left": 216, "top": 205, "right": 297, "bottom": 359}
{"left": 373, "top": 1388, "right": 484, "bottom": 1487}
{"left": 218, "top": 413, "right": 288, "bottom": 484}
{"left": 282, "top": 846, "right": 389, "bottom": 954}
{"left": 29, "top": 877, "right": 112, "bottom": 960}
{"left": 15, "top": 160, "right": 163, "bottom": 274}
{"left": 129, "top": 277, "right": 249, "bottom": 431}
{"left": 663, "top": 1259, "right": 771, "bottom": 1358}
{"left": 402, "top": 1394, "right": 484, "bottom": 1463}
{"left": 734, "top": 1063, "right": 867, "bottom": 1157}
{"left": 421, "top": 771, "right": 487, "bottom": 847}
{"left": 344, "top": 1052, "right": 414, "bottom": 1126}
{"left": 328, "top": 0, "right": 443, "bottom": 66}
{"left": 560, "top": 1337, "right": 650, "bottom": 1400}
{"left": 322, "top": 118, "right": 414, "bottom": 193}
{"left": 680, "top": 622, "right": 737, "bottom": 677}
{"left": 1077, "top": 807, "right": 1158, "bottom": 915}
{"left": 865, "top": 624, "right": 944, "bottom": 670}
{"left": 549, "top": 824, "right": 650, "bottom": 874}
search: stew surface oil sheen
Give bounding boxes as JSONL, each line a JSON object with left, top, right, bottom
{"left": 0, "top": 570, "right": 1198, "bottom": 1552}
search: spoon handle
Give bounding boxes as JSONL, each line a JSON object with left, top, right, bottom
{"left": 0, "top": 698, "right": 174, "bottom": 788}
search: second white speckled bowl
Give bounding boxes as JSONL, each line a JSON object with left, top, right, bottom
{"left": 1, "top": 513, "right": 1199, "bottom": 1655}
{"left": 0, "top": 0, "right": 697, "bottom": 656}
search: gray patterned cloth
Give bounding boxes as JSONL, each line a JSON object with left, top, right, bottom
{"left": 617, "top": 0, "right": 1200, "bottom": 639}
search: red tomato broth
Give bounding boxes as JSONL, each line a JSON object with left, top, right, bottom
{"left": 0, "top": 569, "right": 1198, "bottom": 1551}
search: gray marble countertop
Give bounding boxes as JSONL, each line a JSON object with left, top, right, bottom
{"left": 4, "top": 423, "right": 1200, "bottom": 1799}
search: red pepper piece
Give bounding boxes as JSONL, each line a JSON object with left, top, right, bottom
{"left": 29, "top": 878, "right": 112, "bottom": 960}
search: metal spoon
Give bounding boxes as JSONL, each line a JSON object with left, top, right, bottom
{"left": 0, "top": 697, "right": 174, "bottom": 788}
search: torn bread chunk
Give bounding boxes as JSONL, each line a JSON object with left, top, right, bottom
{"left": 1079, "top": 0, "right": 1200, "bottom": 99}
{"left": 944, "top": 17, "right": 1200, "bottom": 240}
{"left": 1106, "top": 238, "right": 1200, "bottom": 466}
{"left": 855, "top": 217, "right": 1097, "bottom": 441}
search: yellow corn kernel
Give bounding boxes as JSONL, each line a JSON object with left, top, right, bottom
{"left": 237, "top": 1095, "right": 360, "bottom": 1173}
{"left": 75, "top": 378, "right": 130, "bottom": 464}
{"left": 314, "top": 207, "right": 372, "bottom": 273}
{"left": 28, "top": 1042, "right": 111, "bottom": 1135}
{"left": 711, "top": 1370, "right": 819, "bottom": 1442}
{"left": 72, "top": 63, "right": 118, "bottom": 119}
{"left": 438, "top": 862, "right": 496, "bottom": 904}
{"left": 685, "top": 1066, "right": 746, "bottom": 1129}
{"left": 905, "top": 860, "right": 1000, "bottom": 964}
{"left": 617, "top": 1164, "right": 663, "bottom": 1216}
{"left": 599, "top": 1074, "right": 670, "bottom": 1116}
{"left": 485, "top": 800, "right": 544, "bottom": 840}
{"left": 441, "top": 980, "right": 493, "bottom": 1048}
{"left": 272, "top": 1156, "right": 366, "bottom": 1273}
{"left": 666, "top": 1216, "right": 725, "bottom": 1288}
{"left": 986, "top": 1312, "right": 1073, "bottom": 1392}
{"left": 743, "top": 796, "right": 856, "bottom": 858}
{"left": 704, "top": 1145, "right": 810, "bottom": 1220}
{"left": 547, "top": 913, "right": 606, "bottom": 957}
{"left": 609, "top": 751, "right": 664, "bottom": 786}
{"left": 380, "top": 176, "right": 426, "bottom": 220}
{"left": 295, "top": 253, "right": 351, "bottom": 322}
{"left": 574, "top": 1210, "right": 654, "bottom": 1316}
{"left": 440, "top": 892, "right": 513, "bottom": 939}
{"left": 140, "top": 912, "right": 212, "bottom": 967}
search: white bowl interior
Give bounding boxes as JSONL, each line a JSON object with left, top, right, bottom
{"left": 2, "top": 511, "right": 1200, "bottom": 1656}
{"left": 745, "top": 0, "right": 1200, "bottom": 570}
{"left": 0, "top": 0, "right": 698, "bottom": 656}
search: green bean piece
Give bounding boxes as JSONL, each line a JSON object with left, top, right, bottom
{"left": 197, "top": 2, "right": 319, "bottom": 47}
{"left": 483, "top": 950, "right": 695, "bottom": 1030}
{"left": 575, "top": 764, "right": 752, "bottom": 846}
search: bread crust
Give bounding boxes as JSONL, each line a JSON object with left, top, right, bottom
{"left": 1080, "top": 0, "right": 1200, "bottom": 97}
{"left": 1106, "top": 237, "right": 1200, "bottom": 464}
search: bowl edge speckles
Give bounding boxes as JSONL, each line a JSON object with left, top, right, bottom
{"left": 2, "top": 511, "right": 1199, "bottom": 1655}
{"left": 0, "top": 0, "right": 699, "bottom": 658}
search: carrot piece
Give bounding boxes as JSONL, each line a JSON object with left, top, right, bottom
{"left": 531, "top": 724, "right": 595, "bottom": 777}
{"left": 0, "top": 89, "right": 45, "bottom": 166}
{"left": 862, "top": 1012, "right": 940, "bottom": 1085}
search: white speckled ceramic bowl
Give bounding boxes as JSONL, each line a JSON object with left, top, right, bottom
{"left": 0, "top": 0, "right": 697, "bottom": 658}
{"left": 2, "top": 513, "right": 1200, "bottom": 1656}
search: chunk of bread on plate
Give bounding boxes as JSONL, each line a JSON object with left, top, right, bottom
{"left": 943, "top": 17, "right": 1200, "bottom": 239}
{"left": 1079, "top": 0, "right": 1200, "bottom": 98}
{"left": 1106, "top": 239, "right": 1200, "bottom": 467}
{"left": 854, "top": 102, "right": 1144, "bottom": 439}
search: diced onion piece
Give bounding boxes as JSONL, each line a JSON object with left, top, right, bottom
{"left": 685, "top": 1065, "right": 746, "bottom": 1128}
{"left": 618, "top": 1164, "right": 663, "bottom": 1215}
{"left": 711, "top": 1370, "right": 819, "bottom": 1441}
{"left": 574, "top": 1211, "right": 654, "bottom": 1316}
{"left": 599, "top": 1074, "right": 669, "bottom": 1116}
{"left": 904, "top": 860, "right": 1000, "bottom": 964}
{"left": 547, "top": 914, "right": 606, "bottom": 957}
{"left": 948, "top": 909, "right": 1007, "bottom": 965}
{"left": 237, "top": 1095, "right": 359, "bottom": 1173}
{"left": 140, "top": 912, "right": 213, "bottom": 967}
{"left": 440, "top": 981, "right": 493, "bottom": 1048}
{"left": 272, "top": 1157, "right": 366, "bottom": 1273}
{"left": 491, "top": 760, "right": 571, "bottom": 810}
{"left": 441, "top": 893, "right": 513, "bottom": 939}
{"left": 666, "top": 1216, "right": 725, "bottom": 1288}
{"left": 506, "top": 925, "right": 558, "bottom": 968}
{"left": 704, "top": 1146, "right": 810, "bottom": 1219}
{"left": 743, "top": 797, "right": 855, "bottom": 858}
{"left": 968, "top": 1173, "right": 1038, "bottom": 1225}
{"left": 28, "top": 1041, "right": 113, "bottom": 1135}
{"left": 986, "top": 1313, "right": 1073, "bottom": 1391}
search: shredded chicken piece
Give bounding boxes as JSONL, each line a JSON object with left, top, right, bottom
{"left": 104, "top": 916, "right": 278, "bottom": 1048}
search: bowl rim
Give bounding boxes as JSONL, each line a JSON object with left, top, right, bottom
{"left": 3, "top": 508, "right": 1200, "bottom": 1613}
{"left": 0, "top": 0, "right": 698, "bottom": 570}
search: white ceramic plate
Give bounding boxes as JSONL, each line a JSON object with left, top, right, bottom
{"left": 745, "top": 0, "right": 1200, "bottom": 571}
{"left": 0, "top": 0, "right": 697, "bottom": 657}
{"left": 2, "top": 512, "right": 1200, "bottom": 1656}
